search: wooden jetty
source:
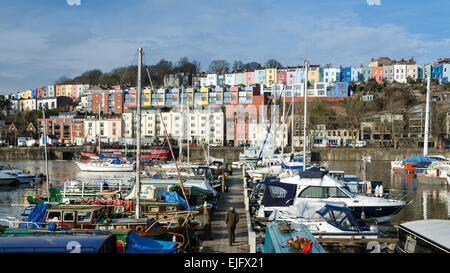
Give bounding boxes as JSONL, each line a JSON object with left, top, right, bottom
{"left": 201, "top": 170, "right": 250, "bottom": 253}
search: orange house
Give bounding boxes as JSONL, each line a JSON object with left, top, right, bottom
{"left": 371, "top": 66, "right": 384, "bottom": 83}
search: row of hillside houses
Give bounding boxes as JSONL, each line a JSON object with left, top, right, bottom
{"left": 164, "top": 57, "right": 450, "bottom": 89}
{"left": 2, "top": 57, "right": 449, "bottom": 116}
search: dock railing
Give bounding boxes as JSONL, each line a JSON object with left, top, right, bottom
{"left": 242, "top": 165, "right": 256, "bottom": 253}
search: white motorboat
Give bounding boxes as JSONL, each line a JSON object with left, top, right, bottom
{"left": 0, "top": 172, "right": 19, "bottom": 186}
{"left": 76, "top": 159, "right": 134, "bottom": 172}
{"left": 268, "top": 200, "right": 384, "bottom": 240}
{"left": 257, "top": 168, "right": 408, "bottom": 224}
{"left": 0, "top": 168, "right": 41, "bottom": 184}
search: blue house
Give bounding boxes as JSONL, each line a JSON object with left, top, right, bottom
{"left": 340, "top": 67, "right": 352, "bottom": 82}
{"left": 326, "top": 82, "right": 349, "bottom": 97}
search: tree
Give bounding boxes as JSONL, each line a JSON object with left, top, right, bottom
{"left": 243, "top": 62, "right": 262, "bottom": 71}
{"left": 231, "top": 60, "right": 244, "bottom": 72}
{"left": 174, "top": 57, "right": 199, "bottom": 74}
{"left": 430, "top": 102, "right": 447, "bottom": 148}
{"left": 208, "top": 60, "right": 229, "bottom": 74}
{"left": 265, "top": 59, "right": 283, "bottom": 68}
{"left": 342, "top": 97, "right": 367, "bottom": 148}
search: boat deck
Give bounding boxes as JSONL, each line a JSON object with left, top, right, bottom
{"left": 201, "top": 170, "right": 250, "bottom": 253}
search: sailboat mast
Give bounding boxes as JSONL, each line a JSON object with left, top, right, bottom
{"left": 187, "top": 96, "right": 190, "bottom": 165}
{"left": 291, "top": 82, "right": 294, "bottom": 154}
{"left": 42, "top": 107, "right": 50, "bottom": 198}
{"left": 303, "top": 60, "right": 309, "bottom": 171}
{"left": 424, "top": 76, "right": 431, "bottom": 156}
{"left": 282, "top": 86, "right": 286, "bottom": 155}
{"left": 135, "top": 47, "right": 142, "bottom": 219}
{"left": 179, "top": 86, "right": 184, "bottom": 160}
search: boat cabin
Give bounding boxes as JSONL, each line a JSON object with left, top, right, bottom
{"left": 396, "top": 220, "right": 450, "bottom": 253}
{"left": 44, "top": 205, "right": 110, "bottom": 229}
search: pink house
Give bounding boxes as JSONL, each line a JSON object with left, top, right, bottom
{"left": 286, "top": 69, "right": 298, "bottom": 87}
{"left": 244, "top": 71, "right": 255, "bottom": 86}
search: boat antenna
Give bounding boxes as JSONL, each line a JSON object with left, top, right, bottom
{"left": 145, "top": 66, "right": 191, "bottom": 211}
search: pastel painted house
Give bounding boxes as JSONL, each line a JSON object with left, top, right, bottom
{"left": 254, "top": 69, "right": 266, "bottom": 85}
{"left": 265, "top": 68, "right": 277, "bottom": 88}
{"left": 244, "top": 71, "right": 255, "bottom": 86}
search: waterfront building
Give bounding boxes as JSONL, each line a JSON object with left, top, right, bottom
{"left": 200, "top": 77, "right": 208, "bottom": 87}
{"left": 207, "top": 73, "right": 217, "bottom": 87}
{"left": 340, "top": 67, "right": 352, "bottom": 83}
{"left": 225, "top": 73, "right": 236, "bottom": 86}
{"left": 308, "top": 66, "right": 321, "bottom": 84}
{"left": 276, "top": 68, "right": 287, "bottom": 85}
{"left": 286, "top": 67, "right": 298, "bottom": 87}
{"left": 369, "top": 57, "right": 392, "bottom": 67}
{"left": 83, "top": 113, "right": 122, "bottom": 144}
{"left": 85, "top": 89, "right": 124, "bottom": 113}
{"left": 244, "top": 71, "right": 255, "bottom": 86}
{"left": 234, "top": 72, "right": 245, "bottom": 86}
{"left": 361, "top": 67, "right": 372, "bottom": 82}
{"left": 72, "top": 113, "right": 86, "bottom": 145}
{"left": 39, "top": 112, "right": 76, "bottom": 144}
{"left": 383, "top": 65, "right": 394, "bottom": 83}
{"left": 254, "top": 69, "right": 266, "bottom": 85}
{"left": 37, "top": 96, "right": 73, "bottom": 110}
{"left": 371, "top": 66, "right": 383, "bottom": 83}
{"left": 322, "top": 67, "right": 341, "bottom": 84}
{"left": 326, "top": 82, "right": 349, "bottom": 97}
{"left": 265, "top": 68, "right": 277, "bottom": 88}
{"left": 217, "top": 74, "right": 226, "bottom": 86}
{"left": 19, "top": 98, "right": 37, "bottom": 112}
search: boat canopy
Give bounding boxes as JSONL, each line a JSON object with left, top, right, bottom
{"left": 298, "top": 167, "right": 328, "bottom": 178}
{"left": 0, "top": 235, "right": 117, "bottom": 253}
{"left": 20, "top": 203, "right": 48, "bottom": 229}
{"left": 109, "top": 158, "right": 122, "bottom": 165}
{"left": 126, "top": 232, "right": 177, "bottom": 253}
{"left": 402, "top": 156, "right": 437, "bottom": 165}
{"left": 268, "top": 200, "right": 363, "bottom": 232}
{"left": 261, "top": 181, "right": 297, "bottom": 207}
{"left": 163, "top": 191, "right": 189, "bottom": 210}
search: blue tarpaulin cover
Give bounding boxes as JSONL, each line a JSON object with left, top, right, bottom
{"left": 402, "top": 156, "right": 437, "bottom": 164}
{"left": 163, "top": 191, "right": 188, "bottom": 210}
{"left": 20, "top": 203, "right": 48, "bottom": 229}
{"left": 126, "top": 232, "right": 176, "bottom": 253}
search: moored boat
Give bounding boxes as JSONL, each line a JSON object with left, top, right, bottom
{"left": 76, "top": 158, "right": 134, "bottom": 172}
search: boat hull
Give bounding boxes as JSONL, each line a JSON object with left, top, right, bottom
{"left": 76, "top": 162, "right": 133, "bottom": 172}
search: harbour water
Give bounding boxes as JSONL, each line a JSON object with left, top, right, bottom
{"left": 0, "top": 160, "right": 449, "bottom": 226}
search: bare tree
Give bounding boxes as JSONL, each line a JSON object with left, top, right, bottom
{"left": 208, "top": 60, "right": 229, "bottom": 74}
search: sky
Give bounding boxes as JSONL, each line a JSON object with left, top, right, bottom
{"left": 0, "top": 0, "right": 449, "bottom": 94}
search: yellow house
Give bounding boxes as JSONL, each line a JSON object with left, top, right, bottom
{"left": 265, "top": 68, "right": 277, "bottom": 88}
{"left": 21, "top": 90, "right": 31, "bottom": 99}
{"left": 19, "top": 98, "right": 37, "bottom": 112}
{"left": 199, "top": 87, "right": 209, "bottom": 106}
{"left": 143, "top": 88, "right": 152, "bottom": 107}
{"left": 308, "top": 67, "right": 320, "bottom": 84}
